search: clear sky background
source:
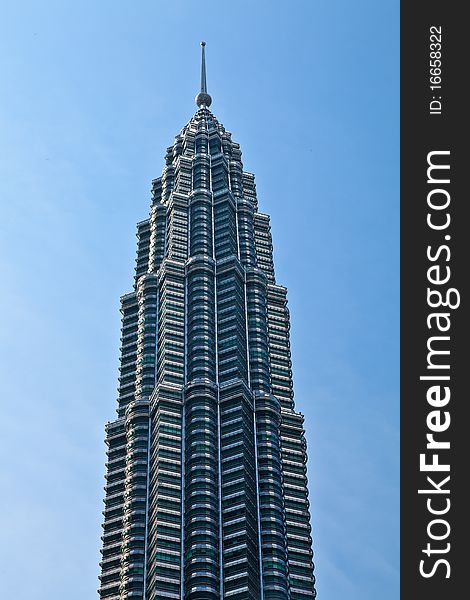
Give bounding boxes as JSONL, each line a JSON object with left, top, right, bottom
{"left": 0, "top": 1, "right": 399, "bottom": 598}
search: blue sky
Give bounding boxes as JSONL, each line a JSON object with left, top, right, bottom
{"left": 0, "top": 1, "right": 399, "bottom": 598}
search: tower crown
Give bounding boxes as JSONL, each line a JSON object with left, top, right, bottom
{"left": 195, "top": 41, "right": 212, "bottom": 108}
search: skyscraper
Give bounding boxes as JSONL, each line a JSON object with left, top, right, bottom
{"left": 99, "top": 43, "right": 316, "bottom": 600}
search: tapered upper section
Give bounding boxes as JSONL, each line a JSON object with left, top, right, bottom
{"left": 195, "top": 41, "right": 212, "bottom": 108}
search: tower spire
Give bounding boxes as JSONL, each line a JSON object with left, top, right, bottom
{"left": 200, "top": 41, "right": 208, "bottom": 94}
{"left": 195, "top": 41, "right": 212, "bottom": 108}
